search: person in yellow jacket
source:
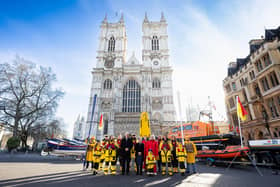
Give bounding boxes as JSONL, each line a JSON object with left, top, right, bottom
{"left": 176, "top": 141, "right": 187, "bottom": 176}
{"left": 92, "top": 140, "right": 102, "bottom": 175}
{"left": 131, "top": 134, "right": 137, "bottom": 172}
{"left": 85, "top": 137, "right": 96, "bottom": 170}
{"left": 159, "top": 136, "right": 173, "bottom": 176}
{"left": 103, "top": 136, "right": 118, "bottom": 175}
{"left": 184, "top": 136, "right": 198, "bottom": 174}
{"left": 171, "top": 135, "right": 179, "bottom": 173}
{"left": 99, "top": 135, "right": 109, "bottom": 171}
{"left": 146, "top": 149, "right": 156, "bottom": 176}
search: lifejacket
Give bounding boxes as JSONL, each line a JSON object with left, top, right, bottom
{"left": 131, "top": 138, "right": 137, "bottom": 158}
{"left": 93, "top": 144, "right": 102, "bottom": 163}
{"left": 176, "top": 144, "right": 186, "bottom": 162}
{"left": 160, "top": 141, "right": 172, "bottom": 163}
{"left": 146, "top": 152, "right": 156, "bottom": 169}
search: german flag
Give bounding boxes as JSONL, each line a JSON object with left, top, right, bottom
{"left": 236, "top": 96, "right": 248, "bottom": 121}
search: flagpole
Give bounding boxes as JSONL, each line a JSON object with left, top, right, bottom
{"left": 236, "top": 96, "right": 244, "bottom": 148}
{"left": 88, "top": 94, "right": 97, "bottom": 140}
{"left": 177, "top": 91, "right": 184, "bottom": 145}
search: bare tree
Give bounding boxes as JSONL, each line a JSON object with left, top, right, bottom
{"left": 31, "top": 118, "right": 68, "bottom": 150}
{"left": 0, "top": 56, "right": 64, "bottom": 148}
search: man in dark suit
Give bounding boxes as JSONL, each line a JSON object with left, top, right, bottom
{"left": 121, "top": 132, "right": 133, "bottom": 175}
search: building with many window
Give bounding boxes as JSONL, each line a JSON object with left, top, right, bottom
{"left": 223, "top": 27, "right": 280, "bottom": 143}
{"left": 86, "top": 13, "right": 176, "bottom": 140}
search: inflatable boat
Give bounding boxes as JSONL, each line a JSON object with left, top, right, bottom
{"left": 197, "top": 145, "right": 250, "bottom": 159}
{"left": 42, "top": 138, "right": 87, "bottom": 156}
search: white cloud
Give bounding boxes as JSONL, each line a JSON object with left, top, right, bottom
{"left": 2, "top": 0, "right": 280, "bottom": 137}
{"left": 170, "top": 0, "right": 280, "bottom": 121}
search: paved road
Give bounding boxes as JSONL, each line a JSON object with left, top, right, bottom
{"left": 0, "top": 154, "right": 279, "bottom": 187}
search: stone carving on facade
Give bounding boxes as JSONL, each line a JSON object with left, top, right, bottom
{"left": 104, "top": 54, "right": 116, "bottom": 68}
{"left": 150, "top": 52, "right": 161, "bottom": 60}
{"left": 101, "top": 100, "right": 112, "bottom": 110}
{"left": 152, "top": 97, "right": 163, "bottom": 110}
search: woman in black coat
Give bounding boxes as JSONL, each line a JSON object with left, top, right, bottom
{"left": 135, "top": 137, "right": 145, "bottom": 175}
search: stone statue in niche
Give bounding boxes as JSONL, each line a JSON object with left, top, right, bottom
{"left": 152, "top": 98, "right": 163, "bottom": 110}
{"left": 104, "top": 54, "right": 115, "bottom": 68}
{"left": 101, "top": 100, "right": 112, "bottom": 110}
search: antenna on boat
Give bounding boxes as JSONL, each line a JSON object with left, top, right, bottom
{"left": 177, "top": 91, "right": 185, "bottom": 145}
{"left": 208, "top": 96, "right": 214, "bottom": 135}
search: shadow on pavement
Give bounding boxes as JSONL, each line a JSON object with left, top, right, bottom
{"left": 0, "top": 171, "right": 188, "bottom": 187}
{"left": 0, "top": 170, "right": 86, "bottom": 186}
{"left": 1, "top": 163, "right": 280, "bottom": 187}
{"left": 0, "top": 153, "right": 82, "bottom": 164}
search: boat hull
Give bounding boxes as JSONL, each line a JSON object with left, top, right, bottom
{"left": 45, "top": 139, "right": 86, "bottom": 157}
{"left": 197, "top": 146, "right": 249, "bottom": 159}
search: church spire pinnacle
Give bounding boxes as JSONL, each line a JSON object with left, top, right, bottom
{"left": 119, "top": 12, "right": 124, "bottom": 23}
{"left": 144, "top": 12, "right": 149, "bottom": 22}
{"left": 160, "top": 12, "right": 166, "bottom": 22}
{"left": 102, "top": 13, "right": 107, "bottom": 23}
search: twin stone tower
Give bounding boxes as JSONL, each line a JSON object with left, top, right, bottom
{"left": 86, "top": 13, "right": 176, "bottom": 140}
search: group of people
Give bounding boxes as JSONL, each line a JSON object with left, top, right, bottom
{"left": 83, "top": 132, "right": 197, "bottom": 176}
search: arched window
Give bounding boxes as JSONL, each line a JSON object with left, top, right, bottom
{"left": 122, "top": 80, "right": 141, "bottom": 112}
{"left": 151, "top": 36, "right": 159, "bottom": 51}
{"left": 104, "top": 79, "right": 112, "bottom": 89}
{"left": 108, "top": 36, "right": 115, "bottom": 52}
{"left": 152, "top": 79, "right": 161, "bottom": 89}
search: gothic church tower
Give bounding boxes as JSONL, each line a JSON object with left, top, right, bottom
{"left": 86, "top": 13, "right": 175, "bottom": 140}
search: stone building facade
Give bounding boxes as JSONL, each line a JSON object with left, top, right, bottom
{"left": 223, "top": 27, "right": 280, "bottom": 144}
{"left": 72, "top": 115, "right": 86, "bottom": 140}
{"left": 86, "top": 13, "right": 176, "bottom": 140}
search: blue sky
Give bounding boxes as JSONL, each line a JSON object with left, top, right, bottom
{"left": 1, "top": 0, "right": 280, "bottom": 137}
